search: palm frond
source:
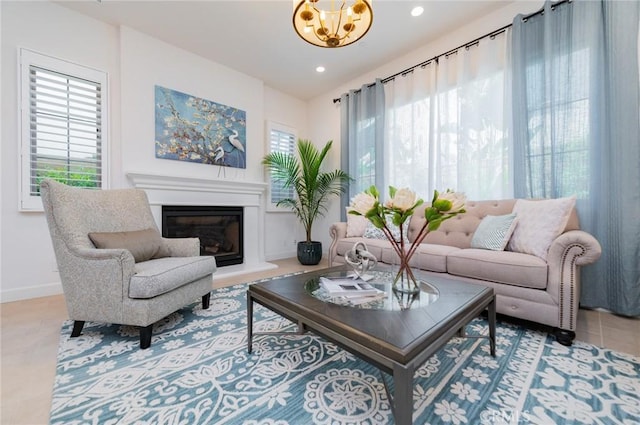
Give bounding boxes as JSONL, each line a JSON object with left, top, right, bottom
{"left": 262, "top": 138, "right": 352, "bottom": 242}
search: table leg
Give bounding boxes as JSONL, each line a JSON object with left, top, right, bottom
{"left": 392, "top": 364, "right": 414, "bottom": 425}
{"left": 488, "top": 296, "right": 496, "bottom": 357}
{"left": 247, "top": 291, "right": 254, "bottom": 354}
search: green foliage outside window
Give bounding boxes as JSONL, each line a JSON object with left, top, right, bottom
{"left": 33, "top": 165, "right": 99, "bottom": 195}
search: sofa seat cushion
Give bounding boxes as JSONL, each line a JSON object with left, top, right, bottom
{"left": 447, "top": 249, "right": 548, "bottom": 289}
{"left": 403, "top": 244, "right": 461, "bottom": 273}
{"left": 130, "top": 256, "right": 217, "bottom": 299}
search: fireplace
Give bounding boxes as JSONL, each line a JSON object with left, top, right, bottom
{"left": 162, "top": 205, "right": 243, "bottom": 267}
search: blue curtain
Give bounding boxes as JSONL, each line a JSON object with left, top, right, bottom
{"left": 512, "top": 0, "right": 640, "bottom": 316}
{"left": 339, "top": 80, "right": 385, "bottom": 219}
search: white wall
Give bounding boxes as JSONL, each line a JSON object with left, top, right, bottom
{"left": 119, "top": 27, "right": 266, "bottom": 185}
{"left": 0, "top": 1, "right": 121, "bottom": 302}
{"left": 0, "top": 1, "right": 307, "bottom": 302}
{"left": 306, "top": 1, "right": 543, "bottom": 243}
{"left": 262, "top": 86, "right": 309, "bottom": 260}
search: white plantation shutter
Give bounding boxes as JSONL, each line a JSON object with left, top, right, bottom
{"left": 20, "top": 49, "right": 108, "bottom": 210}
{"left": 266, "top": 122, "right": 296, "bottom": 208}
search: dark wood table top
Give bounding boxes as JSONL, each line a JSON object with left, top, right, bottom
{"left": 248, "top": 266, "right": 494, "bottom": 365}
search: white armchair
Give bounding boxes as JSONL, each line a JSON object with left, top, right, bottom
{"left": 41, "top": 179, "right": 217, "bottom": 349}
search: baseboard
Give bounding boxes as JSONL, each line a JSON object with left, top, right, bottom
{"left": 265, "top": 250, "right": 297, "bottom": 261}
{"left": 212, "top": 261, "right": 278, "bottom": 280}
{"left": 1, "top": 281, "right": 63, "bottom": 303}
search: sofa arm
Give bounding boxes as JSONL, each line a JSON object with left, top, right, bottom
{"left": 546, "top": 230, "right": 602, "bottom": 331}
{"left": 163, "top": 237, "right": 200, "bottom": 257}
{"left": 328, "top": 222, "right": 348, "bottom": 267}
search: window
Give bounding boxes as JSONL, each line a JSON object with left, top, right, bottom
{"left": 266, "top": 121, "right": 296, "bottom": 211}
{"left": 20, "top": 49, "right": 107, "bottom": 210}
{"left": 382, "top": 34, "right": 512, "bottom": 201}
{"left": 522, "top": 48, "right": 590, "bottom": 199}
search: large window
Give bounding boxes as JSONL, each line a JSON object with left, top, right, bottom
{"left": 521, "top": 48, "right": 590, "bottom": 199}
{"left": 266, "top": 121, "right": 296, "bottom": 210}
{"left": 383, "top": 31, "right": 512, "bottom": 201}
{"left": 20, "top": 49, "right": 107, "bottom": 210}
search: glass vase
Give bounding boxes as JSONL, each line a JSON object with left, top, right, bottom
{"left": 392, "top": 261, "right": 420, "bottom": 295}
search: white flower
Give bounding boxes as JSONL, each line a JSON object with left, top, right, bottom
{"left": 87, "top": 360, "right": 117, "bottom": 376}
{"left": 385, "top": 188, "right": 418, "bottom": 212}
{"left": 461, "top": 367, "right": 490, "bottom": 384}
{"left": 350, "top": 192, "right": 377, "bottom": 215}
{"left": 450, "top": 382, "right": 481, "bottom": 402}
{"left": 193, "top": 330, "right": 213, "bottom": 340}
{"left": 434, "top": 191, "right": 466, "bottom": 213}
{"left": 162, "top": 339, "right": 184, "bottom": 350}
{"left": 434, "top": 400, "right": 468, "bottom": 424}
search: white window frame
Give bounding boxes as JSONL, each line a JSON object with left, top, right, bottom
{"left": 19, "top": 48, "right": 109, "bottom": 211}
{"left": 265, "top": 121, "right": 297, "bottom": 212}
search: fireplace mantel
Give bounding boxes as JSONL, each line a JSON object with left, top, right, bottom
{"left": 127, "top": 172, "right": 267, "bottom": 198}
{"left": 127, "top": 172, "right": 276, "bottom": 278}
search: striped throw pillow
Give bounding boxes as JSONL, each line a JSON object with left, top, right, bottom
{"left": 471, "top": 214, "right": 518, "bottom": 251}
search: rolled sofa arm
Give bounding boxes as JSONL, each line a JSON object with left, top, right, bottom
{"left": 328, "top": 222, "right": 348, "bottom": 267}
{"left": 546, "top": 230, "right": 602, "bottom": 331}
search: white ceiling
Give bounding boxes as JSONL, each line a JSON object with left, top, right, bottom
{"left": 55, "top": 0, "right": 513, "bottom": 100}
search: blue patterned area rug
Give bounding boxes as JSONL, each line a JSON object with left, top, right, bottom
{"left": 50, "top": 278, "right": 639, "bottom": 425}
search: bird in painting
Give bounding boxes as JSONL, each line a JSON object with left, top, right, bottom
{"left": 228, "top": 130, "right": 245, "bottom": 152}
{"left": 214, "top": 146, "right": 225, "bottom": 163}
{"left": 228, "top": 129, "right": 245, "bottom": 168}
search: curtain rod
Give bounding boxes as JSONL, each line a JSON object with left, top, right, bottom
{"left": 332, "top": 0, "right": 571, "bottom": 104}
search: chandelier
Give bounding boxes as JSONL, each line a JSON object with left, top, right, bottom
{"left": 292, "top": 0, "right": 373, "bottom": 48}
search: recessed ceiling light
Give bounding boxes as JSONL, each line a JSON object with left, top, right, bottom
{"left": 411, "top": 6, "right": 424, "bottom": 17}
{"left": 316, "top": 66, "right": 325, "bottom": 73}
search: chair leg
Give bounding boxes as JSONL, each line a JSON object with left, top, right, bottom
{"left": 140, "top": 325, "right": 153, "bottom": 349}
{"left": 71, "top": 320, "right": 85, "bottom": 337}
{"left": 202, "top": 292, "right": 211, "bottom": 309}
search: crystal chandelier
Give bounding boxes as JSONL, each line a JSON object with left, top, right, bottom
{"left": 292, "top": 0, "right": 373, "bottom": 48}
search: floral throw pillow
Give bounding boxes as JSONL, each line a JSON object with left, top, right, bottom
{"left": 363, "top": 216, "right": 406, "bottom": 242}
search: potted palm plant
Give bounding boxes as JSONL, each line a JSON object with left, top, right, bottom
{"left": 262, "top": 139, "right": 351, "bottom": 265}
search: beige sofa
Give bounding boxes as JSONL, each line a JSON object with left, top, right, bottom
{"left": 328, "top": 199, "right": 602, "bottom": 346}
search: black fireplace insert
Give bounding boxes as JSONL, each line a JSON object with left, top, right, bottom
{"left": 162, "top": 205, "right": 243, "bottom": 267}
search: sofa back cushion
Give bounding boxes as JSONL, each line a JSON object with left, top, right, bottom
{"left": 408, "top": 198, "right": 580, "bottom": 249}
{"left": 408, "top": 200, "right": 514, "bottom": 248}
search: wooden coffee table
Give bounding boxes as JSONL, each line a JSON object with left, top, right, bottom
{"left": 247, "top": 266, "right": 495, "bottom": 425}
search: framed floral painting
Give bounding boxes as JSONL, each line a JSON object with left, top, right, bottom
{"left": 154, "top": 85, "right": 246, "bottom": 169}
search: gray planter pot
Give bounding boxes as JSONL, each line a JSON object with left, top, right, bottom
{"left": 297, "top": 241, "right": 322, "bottom": 265}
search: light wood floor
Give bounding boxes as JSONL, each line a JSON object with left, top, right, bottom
{"left": 1, "top": 258, "right": 638, "bottom": 424}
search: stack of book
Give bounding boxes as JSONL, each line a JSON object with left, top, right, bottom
{"left": 319, "top": 276, "right": 385, "bottom": 305}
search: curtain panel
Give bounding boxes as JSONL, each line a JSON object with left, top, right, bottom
{"left": 512, "top": 0, "right": 640, "bottom": 316}
{"left": 339, "top": 80, "right": 385, "bottom": 219}
{"left": 364, "top": 30, "right": 512, "bottom": 202}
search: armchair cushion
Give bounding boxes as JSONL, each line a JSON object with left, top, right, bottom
{"left": 89, "top": 228, "right": 170, "bottom": 263}
{"left": 129, "top": 256, "right": 218, "bottom": 299}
